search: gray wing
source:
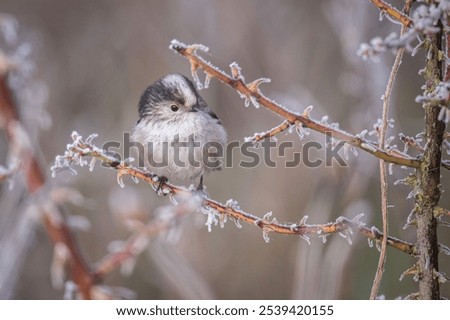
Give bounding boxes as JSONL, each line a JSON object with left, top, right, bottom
{"left": 197, "top": 95, "right": 222, "bottom": 124}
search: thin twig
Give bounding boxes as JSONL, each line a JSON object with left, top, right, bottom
{"left": 400, "top": 134, "right": 425, "bottom": 153}
{"left": 53, "top": 133, "right": 416, "bottom": 256}
{"left": 369, "top": 0, "right": 413, "bottom": 28}
{"left": 245, "top": 120, "right": 291, "bottom": 142}
{"left": 370, "top": 0, "right": 411, "bottom": 300}
{"left": 169, "top": 40, "right": 420, "bottom": 168}
{"left": 94, "top": 198, "right": 195, "bottom": 278}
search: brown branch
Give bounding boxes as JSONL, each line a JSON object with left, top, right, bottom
{"left": 245, "top": 120, "right": 291, "bottom": 143}
{"left": 369, "top": 0, "right": 413, "bottom": 28}
{"left": 53, "top": 133, "right": 416, "bottom": 256}
{"left": 94, "top": 199, "right": 194, "bottom": 278}
{"left": 169, "top": 40, "right": 420, "bottom": 168}
{"left": 0, "top": 69, "right": 94, "bottom": 298}
{"left": 415, "top": 1, "right": 445, "bottom": 298}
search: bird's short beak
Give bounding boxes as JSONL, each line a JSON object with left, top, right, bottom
{"left": 190, "top": 105, "right": 199, "bottom": 112}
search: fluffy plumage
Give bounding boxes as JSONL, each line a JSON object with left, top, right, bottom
{"left": 131, "top": 74, "right": 227, "bottom": 185}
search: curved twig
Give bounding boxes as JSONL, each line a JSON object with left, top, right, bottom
{"left": 369, "top": 0, "right": 413, "bottom": 28}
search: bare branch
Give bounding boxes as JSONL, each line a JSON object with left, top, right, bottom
{"left": 95, "top": 198, "right": 196, "bottom": 278}
{"left": 369, "top": 0, "right": 413, "bottom": 28}
{"left": 0, "top": 69, "right": 94, "bottom": 299}
{"left": 245, "top": 120, "right": 291, "bottom": 143}
{"left": 370, "top": 0, "right": 411, "bottom": 299}
{"left": 169, "top": 40, "right": 420, "bottom": 168}
{"left": 52, "top": 132, "right": 416, "bottom": 256}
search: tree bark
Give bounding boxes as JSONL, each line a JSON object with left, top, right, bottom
{"left": 416, "top": 12, "right": 445, "bottom": 299}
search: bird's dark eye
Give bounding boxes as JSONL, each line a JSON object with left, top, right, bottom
{"left": 171, "top": 105, "right": 179, "bottom": 112}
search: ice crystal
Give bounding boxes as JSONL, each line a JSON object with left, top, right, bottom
{"left": 88, "top": 157, "right": 96, "bottom": 172}
{"left": 200, "top": 205, "right": 220, "bottom": 232}
{"left": 51, "top": 132, "right": 103, "bottom": 178}
{"left": 299, "top": 234, "right": 311, "bottom": 245}
{"left": 438, "top": 107, "right": 450, "bottom": 123}
{"left": 262, "top": 227, "right": 271, "bottom": 243}
{"left": 319, "top": 234, "right": 329, "bottom": 244}
{"left": 375, "top": 240, "right": 382, "bottom": 252}
{"left": 435, "top": 270, "right": 449, "bottom": 284}
{"left": 229, "top": 61, "right": 244, "bottom": 81}
{"left": 299, "top": 215, "right": 309, "bottom": 226}
{"left": 204, "top": 73, "right": 211, "bottom": 89}
{"left": 343, "top": 143, "right": 358, "bottom": 160}
{"left": 117, "top": 172, "right": 125, "bottom": 188}
{"left": 439, "top": 244, "right": 450, "bottom": 256}
{"left": 51, "top": 243, "right": 70, "bottom": 289}
{"left": 338, "top": 231, "right": 353, "bottom": 245}
{"left": 295, "top": 124, "right": 310, "bottom": 140}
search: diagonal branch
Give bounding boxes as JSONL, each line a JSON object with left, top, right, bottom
{"left": 94, "top": 198, "right": 195, "bottom": 279}
{"left": 52, "top": 132, "right": 416, "bottom": 256}
{"left": 169, "top": 40, "right": 420, "bottom": 169}
{"left": 0, "top": 67, "right": 94, "bottom": 299}
{"left": 245, "top": 120, "right": 291, "bottom": 143}
{"left": 369, "top": 0, "right": 413, "bottom": 28}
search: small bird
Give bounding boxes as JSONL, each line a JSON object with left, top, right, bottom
{"left": 131, "top": 73, "right": 227, "bottom": 191}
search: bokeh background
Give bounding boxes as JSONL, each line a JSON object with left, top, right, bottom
{"left": 0, "top": 0, "right": 449, "bottom": 299}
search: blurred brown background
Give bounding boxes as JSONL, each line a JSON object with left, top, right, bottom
{"left": 0, "top": 0, "right": 449, "bottom": 299}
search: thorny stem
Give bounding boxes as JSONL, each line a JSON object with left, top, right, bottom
{"left": 369, "top": 0, "right": 413, "bottom": 28}
{"left": 62, "top": 139, "right": 416, "bottom": 256}
{"left": 0, "top": 70, "right": 94, "bottom": 298}
{"left": 370, "top": 0, "right": 411, "bottom": 300}
{"left": 169, "top": 41, "right": 421, "bottom": 169}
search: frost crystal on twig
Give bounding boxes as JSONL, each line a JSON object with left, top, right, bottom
{"left": 229, "top": 61, "right": 244, "bottom": 81}
{"left": 261, "top": 211, "right": 278, "bottom": 243}
{"left": 358, "top": 2, "right": 450, "bottom": 61}
{"left": 50, "top": 131, "right": 102, "bottom": 177}
{"left": 438, "top": 107, "right": 450, "bottom": 123}
{"left": 343, "top": 143, "right": 358, "bottom": 160}
{"left": 199, "top": 204, "right": 220, "bottom": 232}
{"left": 295, "top": 123, "right": 310, "bottom": 140}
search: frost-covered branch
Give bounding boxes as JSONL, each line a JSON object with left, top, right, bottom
{"left": 169, "top": 40, "right": 420, "bottom": 168}
{"left": 370, "top": 1, "right": 410, "bottom": 299}
{"left": 244, "top": 120, "right": 291, "bottom": 143}
{"left": 360, "top": 1, "right": 449, "bottom": 62}
{"left": 0, "top": 62, "right": 94, "bottom": 299}
{"left": 370, "top": 0, "right": 413, "bottom": 28}
{"left": 95, "top": 196, "right": 198, "bottom": 278}
{"left": 52, "top": 132, "right": 416, "bottom": 255}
